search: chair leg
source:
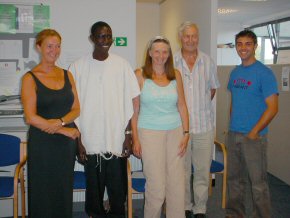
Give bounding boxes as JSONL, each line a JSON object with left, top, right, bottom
{"left": 20, "top": 170, "right": 26, "bottom": 218}
{"left": 209, "top": 173, "right": 213, "bottom": 196}
{"left": 127, "top": 189, "right": 132, "bottom": 218}
{"left": 21, "top": 184, "right": 26, "bottom": 217}
{"left": 127, "top": 160, "right": 132, "bottom": 218}
{"left": 222, "top": 172, "right": 227, "bottom": 208}
{"left": 13, "top": 184, "right": 18, "bottom": 218}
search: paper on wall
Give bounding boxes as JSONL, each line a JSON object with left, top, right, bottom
{"left": 282, "top": 66, "right": 289, "bottom": 92}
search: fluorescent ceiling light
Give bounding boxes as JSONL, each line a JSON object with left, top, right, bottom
{"left": 239, "top": 0, "right": 267, "bottom": 1}
{"left": 218, "top": 8, "right": 238, "bottom": 14}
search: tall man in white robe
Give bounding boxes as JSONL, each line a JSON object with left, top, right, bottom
{"left": 69, "top": 21, "right": 140, "bottom": 218}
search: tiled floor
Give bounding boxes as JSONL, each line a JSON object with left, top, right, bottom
{"left": 6, "top": 174, "right": 290, "bottom": 218}
{"left": 5, "top": 173, "right": 289, "bottom": 217}
{"left": 72, "top": 173, "right": 290, "bottom": 218}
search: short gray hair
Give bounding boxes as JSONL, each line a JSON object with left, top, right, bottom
{"left": 178, "top": 21, "right": 199, "bottom": 38}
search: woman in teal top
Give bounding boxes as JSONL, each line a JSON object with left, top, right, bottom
{"left": 131, "top": 36, "right": 189, "bottom": 218}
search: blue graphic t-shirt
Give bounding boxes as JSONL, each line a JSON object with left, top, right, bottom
{"left": 227, "top": 61, "right": 278, "bottom": 135}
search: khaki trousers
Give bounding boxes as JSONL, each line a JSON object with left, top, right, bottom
{"left": 139, "top": 127, "right": 185, "bottom": 218}
{"left": 184, "top": 129, "right": 214, "bottom": 214}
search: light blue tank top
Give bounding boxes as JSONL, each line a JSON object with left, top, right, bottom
{"left": 138, "top": 79, "right": 182, "bottom": 130}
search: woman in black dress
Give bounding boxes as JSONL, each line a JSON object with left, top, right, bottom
{"left": 21, "top": 29, "right": 80, "bottom": 218}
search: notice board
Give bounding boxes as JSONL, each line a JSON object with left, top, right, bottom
{"left": 0, "top": 3, "right": 50, "bottom": 96}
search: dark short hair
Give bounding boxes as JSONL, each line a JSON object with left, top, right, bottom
{"left": 235, "top": 29, "right": 257, "bottom": 44}
{"left": 90, "top": 21, "right": 111, "bottom": 35}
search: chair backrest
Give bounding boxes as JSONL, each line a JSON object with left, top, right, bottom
{"left": 210, "top": 140, "right": 227, "bottom": 208}
{"left": 0, "top": 133, "right": 21, "bottom": 167}
{"left": 127, "top": 159, "right": 146, "bottom": 213}
{"left": 213, "top": 140, "right": 227, "bottom": 173}
{"left": 73, "top": 171, "right": 86, "bottom": 190}
{"left": 131, "top": 171, "right": 146, "bottom": 193}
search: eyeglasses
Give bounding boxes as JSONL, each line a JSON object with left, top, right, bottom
{"left": 148, "top": 35, "right": 170, "bottom": 49}
{"left": 94, "top": 34, "right": 112, "bottom": 40}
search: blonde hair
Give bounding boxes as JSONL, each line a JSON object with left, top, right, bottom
{"left": 35, "top": 29, "right": 61, "bottom": 46}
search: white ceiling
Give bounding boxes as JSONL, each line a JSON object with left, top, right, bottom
{"left": 137, "top": 0, "right": 164, "bottom": 3}
{"left": 137, "top": 0, "right": 290, "bottom": 27}
{"left": 218, "top": 0, "right": 290, "bottom": 26}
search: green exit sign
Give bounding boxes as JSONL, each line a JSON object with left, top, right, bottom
{"left": 114, "top": 37, "right": 127, "bottom": 46}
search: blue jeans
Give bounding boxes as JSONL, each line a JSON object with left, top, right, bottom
{"left": 226, "top": 131, "right": 271, "bottom": 218}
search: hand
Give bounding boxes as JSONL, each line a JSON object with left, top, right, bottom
{"left": 247, "top": 130, "right": 260, "bottom": 140}
{"left": 122, "top": 134, "right": 133, "bottom": 158}
{"left": 133, "top": 141, "right": 142, "bottom": 159}
{"left": 62, "top": 127, "right": 80, "bottom": 140}
{"left": 77, "top": 137, "right": 87, "bottom": 164}
{"left": 178, "top": 134, "right": 189, "bottom": 157}
{"left": 43, "top": 119, "right": 62, "bottom": 134}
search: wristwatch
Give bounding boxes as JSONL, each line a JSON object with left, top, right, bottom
{"left": 59, "top": 118, "right": 66, "bottom": 126}
{"left": 183, "top": 130, "right": 189, "bottom": 135}
{"left": 125, "top": 130, "right": 132, "bottom": 135}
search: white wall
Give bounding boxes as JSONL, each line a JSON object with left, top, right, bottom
{"left": 217, "top": 22, "right": 243, "bottom": 45}
{"left": 136, "top": 2, "right": 160, "bottom": 68}
{"left": 137, "top": 1, "right": 243, "bottom": 66}
{"left": 217, "top": 22, "right": 243, "bottom": 65}
{"left": 217, "top": 48, "right": 240, "bottom": 65}
{"left": 0, "top": 0, "right": 136, "bottom": 216}
{"left": 53, "top": 0, "right": 136, "bottom": 68}
{"left": 160, "top": 0, "right": 217, "bottom": 60}
{"left": 0, "top": 0, "right": 136, "bottom": 68}
{"left": 136, "top": 1, "right": 242, "bottom": 66}
{"left": 136, "top": 1, "right": 217, "bottom": 65}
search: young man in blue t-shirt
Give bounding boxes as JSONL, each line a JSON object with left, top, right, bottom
{"left": 226, "top": 30, "right": 279, "bottom": 218}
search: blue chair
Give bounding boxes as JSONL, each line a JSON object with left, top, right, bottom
{"left": 0, "top": 133, "right": 27, "bottom": 218}
{"left": 127, "top": 160, "right": 146, "bottom": 218}
{"left": 192, "top": 140, "right": 227, "bottom": 208}
{"left": 73, "top": 170, "right": 86, "bottom": 191}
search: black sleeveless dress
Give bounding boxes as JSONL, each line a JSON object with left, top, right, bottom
{"left": 27, "top": 70, "right": 76, "bottom": 218}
